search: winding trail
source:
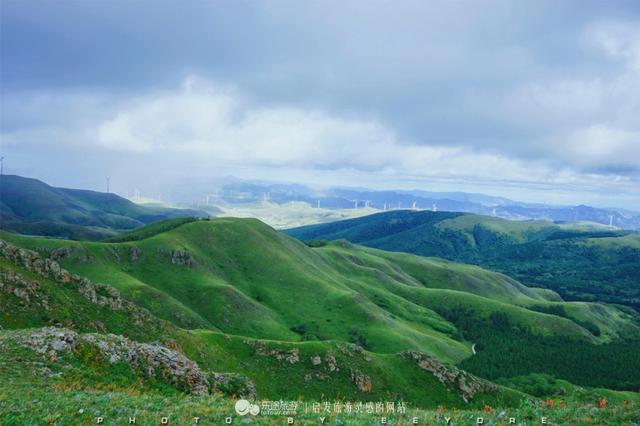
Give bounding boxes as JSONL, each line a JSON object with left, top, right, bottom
{"left": 471, "top": 343, "right": 477, "bottom": 355}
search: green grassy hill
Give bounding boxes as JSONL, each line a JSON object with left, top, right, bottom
{"left": 285, "top": 210, "right": 640, "bottom": 309}
{"left": 2, "top": 218, "right": 639, "bottom": 387}
{"left": 2, "top": 218, "right": 639, "bottom": 423}
{"left": 0, "top": 235, "right": 523, "bottom": 412}
{"left": 0, "top": 175, "right": 207, "bottom": 240}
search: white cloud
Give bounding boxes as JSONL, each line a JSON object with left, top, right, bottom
{"left": 589, "top": 21, "right": 640, "bottom": 71}
{"left": 2, "top": 75, "right": 638, "bottom": 208}
{"left": 91, "top": 77, "right": 568, "bottom": 182}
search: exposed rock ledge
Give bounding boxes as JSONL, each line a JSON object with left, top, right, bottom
{"left": 402, "top": 350, "right": 497, "bottom": 402}
{"left": 7, "top": 327, "right": 256, "bottom": 399}
{"left": 0, "top": 239, "right": 149, "bottom": 317}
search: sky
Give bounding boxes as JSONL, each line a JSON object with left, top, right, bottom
{"left": 1, "top": 0, "right": 639, "bottom": 209}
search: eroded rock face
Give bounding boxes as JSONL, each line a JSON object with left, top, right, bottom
{"left": 402, "top": 350, "right": 497, "bottom": 402}
{"left": 50, "top": 247, "right": 74, "bottom": 260}
{"left": 0, "top": 269, "right": 49, "bottom": 308}
{"left": 337, "top": 342, "right": 372, "bottom": 361}
{"left": 246, "top": 341, "right": 300, "bottom": 364}
{"left": 130, "top": 247, "right": 142, "bottom": 262}
{"left": 13, "top": 327, "right": 212, "bottom": 395}
{"left": 324, "top": 353, "right": 338, "bottom": 372}
{"left": 170, "top": 249, "right": 197, "bottom": 267}
{"left": 350, "top": 369, "right": 372, "bottom": 393}
{"left": 1, "top": 240, "right": 135, "bottom": 313}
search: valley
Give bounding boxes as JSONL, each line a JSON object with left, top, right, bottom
{"left": 1, "top": 182, "right": 639, "bottom": 424}
{"left": 286, "top": 210, "right": 640, "bottom": 310}
{"left": 2, "top": 217, "right": 639, "bottom": 412}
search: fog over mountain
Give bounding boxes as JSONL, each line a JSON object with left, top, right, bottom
{"left": 2, "top": 0, "right": 639, "bottom": 209}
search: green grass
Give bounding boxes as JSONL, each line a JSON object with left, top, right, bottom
{"left": 2, "top": 217, "right": 640, "bottom": 422}
{"left": 104, "top": 217, "right": 203, "bottom": 242}
{"left": 1, "top": 372, "right": 638, "bottom": 425}
{"left": 0, "top": 234, "right": 519, "bottom": 408}
{"left": 0, "top": 174, "right": 207, "bottom": 240}
{"left": 1, "top": 327, "right": 637, "bottom": 425}
{"left": 285, "top": 210, "right": 640, "bottom": 310}
{"left": 2, "top": 218, "right": 639, "bottom": 386}
{"left": 5, "top": 218, "right": 635, "bottom": 366}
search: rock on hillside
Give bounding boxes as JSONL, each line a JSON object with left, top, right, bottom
{"left": 403, "top": 350, "right": 497, "bottom": 402}
{"left": 4, "top": 327, "right": 256, "bottom": 399}
{"left": 0, "top": 239, "right": 151, "bottom": 321}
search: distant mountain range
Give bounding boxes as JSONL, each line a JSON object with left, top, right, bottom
{"left": 0, "top": 175, "right": 208, "bottom": 240}
{"left": 2, "top": 177, "right": 640, "bottom": 419}
{"left": 286, "top": 210, "right": 640, "bottom": 310}
{"left": 212, "top": 180, "right": 640, "bottom": 230}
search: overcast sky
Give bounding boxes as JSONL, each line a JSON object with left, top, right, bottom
{"left": 1, "top": 0, "right": 639, "bottom": 208}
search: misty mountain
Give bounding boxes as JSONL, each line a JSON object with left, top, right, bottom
{"left": 213, "top": 180, "right": 640, "bottom": 230}
{"left": 0, "top": 175, "right": 209, "bottom": 240}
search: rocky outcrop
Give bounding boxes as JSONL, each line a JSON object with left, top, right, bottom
{"left": 0, "top": 240, "right": 148, "bottom": 318}
{"left": 130, "top": 247, "right": 142, "bottom": 262}
{"left": 8, "top": 327, "right": 255, "bottom": 398}
{"left": 170, "top": 249, "right": 197, "bottom": 267}
{"left": 402, "top": 350, "right": 498, "bottom": 402}
{"left": 0, "top": 269, "right": 49, "bottom": 309}
{"left": 245, "top": 340, "right": 300, "bottom": 364}
{"left": 15, "top": 327, "right": 209, "bottom": 395}
{"left": 50, "top": 247, "right": 74, "bottom": 260}
{"left": 0, "top": 240, "right": 258, "bottom": 399}
{"left": 325, "top": 353, "right": 338, "bottom": 372}
{"left": 350, "top": 369, "right": 372, "bottom": 392}
{"left": 0, "top": 240, "right": 73, "bottom": 283}
{"left": 336, "top": 342, "right": 372, "bottom": 361}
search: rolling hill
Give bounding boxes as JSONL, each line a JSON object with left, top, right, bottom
{"left": 0, "top": 175, "right": 208, "bottom": 240}
{"left": 285, "top": 210, "right": 640, "bottom": 310}
{"left": 2, "top": 217, "right": 639, "bottom": 391}
{"left": 2, "top": 217, "right": 640, "bottom": 423}
{"left": 0, "top": 229, "right": 524, "bottom": 411}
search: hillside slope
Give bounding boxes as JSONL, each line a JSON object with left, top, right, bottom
{"left": 0, "top": 238, "right": 522, "bottom": 409}
{"left": 2, "top": 217, "right": 640, "bottom": 392}
{"left": 286, "top": 210, "right": 640, "bottom": 309}
{"left": 0, "top": 175, "right": 207, "bottom": 240}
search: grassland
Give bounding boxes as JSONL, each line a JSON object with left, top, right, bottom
{"left": 0, "top": 175, "right": 206, "bottom": 240}
{"left": 2, "top": 219, "right": 638, "bottom": 378}
{"left": 286, "top": 210, "right": 640, "bottom": 309}
{"left": 3, "top": 218, "right": 636, "bottom": 361}
{"left": 2, "top": 217, "right": 640, "bottom": 424}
